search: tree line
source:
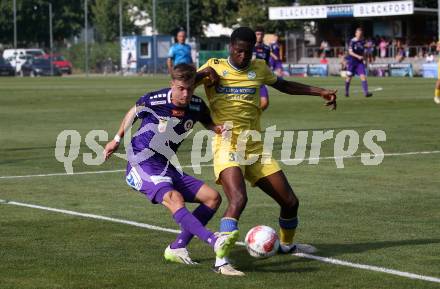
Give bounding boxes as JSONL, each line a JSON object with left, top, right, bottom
{"left": 0, "top": 0, "right": 436, "bottom": 48}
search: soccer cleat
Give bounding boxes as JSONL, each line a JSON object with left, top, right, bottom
{"left": 214, "top": 230, "right": 239, "bottom": 258}
{"left": 212, "top": 263, "right": 245, "bottom": 276}
{"left": 164, "top": 245, "right": 198, "bottom": 265}
{"left": 365, "top": 92, "right": 373, "bottom": 97}
{"left": 434, "top": 96, "right": 440, "bottom": 104}
{"left": 345, "top": 93, "right": 349, "bottom": 97}
{"left": 279, "top": 243, "right": 317, "bottom": 254}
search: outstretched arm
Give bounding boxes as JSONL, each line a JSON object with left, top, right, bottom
{"left": 270, "top": 78, "right": 337, "bottom": 110}
{"left": 103, "top": 106, "right": 138, "bottom": 160}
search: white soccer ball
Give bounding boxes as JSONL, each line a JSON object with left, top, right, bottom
{"left": 245, "top": 225, "right": 280, "bottom": 258}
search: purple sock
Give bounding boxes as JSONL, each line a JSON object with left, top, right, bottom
{"left": 345, "top": 81, "right": 350, "bottom": 96}
{"left": 173, "top": 207, "right": 217, "bottom": 248}
{"left": 361, "top": 80, "right": 369, "bottom": 95}
{"left": 170, "top": 204, "right": 216, "bottom": 249}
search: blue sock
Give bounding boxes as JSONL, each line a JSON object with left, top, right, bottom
{"left": 219, "top": 217, "right": 238, "bottom": 233}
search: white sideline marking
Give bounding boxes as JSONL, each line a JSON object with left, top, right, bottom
{"left": 351, "top": 86, "right": 383, "bottom": 94}
{"left": 1, "top": 150, "right": 440, "bottom": 180}
{"left": 1, "top": 199, "right": 439, "bottom": 284}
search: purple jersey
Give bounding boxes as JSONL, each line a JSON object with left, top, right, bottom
{"left": 270, "top": 42, "right": 281, "bottom": 61}
{"left": 348, "top": 38, "right": 365, "bottom": 63}
{"left": 131, "top": 88, "right": 211, "bottom": 161}
{"left": 254, "top": 43, "right": 271, "bottom": 65}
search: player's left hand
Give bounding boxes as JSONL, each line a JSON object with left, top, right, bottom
{"left": 320, "top": 89, "right": 337, "bottom": 110}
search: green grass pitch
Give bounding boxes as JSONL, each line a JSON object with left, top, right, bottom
{"left": 0, "top": 75, "right": 439, "bottom": 289}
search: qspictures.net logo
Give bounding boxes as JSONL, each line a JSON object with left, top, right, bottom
{"left": 54, "top": 109, "right": 386, "bottom": 175}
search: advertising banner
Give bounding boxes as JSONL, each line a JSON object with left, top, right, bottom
{"left": 389, "top": 63, "right": 413, "bottom": 77}
{"left": 308, "top": 64, "right": 328, "bottom": 77}
{"left": 290, "top": 64, "right": 308, "bottom": 77}
{"left": 422, "top": 63, "right": 438, "bottom": 78}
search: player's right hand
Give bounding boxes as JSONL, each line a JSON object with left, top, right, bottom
{"left": 103, "top": 140, "right": 120, "bottom": 161}
{"left": 204, "top": 67, "right": 220, "bottom": 88}
{"left": 320, "top": 89, "right": 337, "bottom": 111}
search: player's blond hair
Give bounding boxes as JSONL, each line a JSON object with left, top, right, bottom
{"left": 171, "top": 64, "right": 196, "bottom": 83}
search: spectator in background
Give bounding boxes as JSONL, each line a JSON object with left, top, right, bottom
{"left": 269, "top": 34, "right": 283, "bottom": 77}
{"left": 319, "top": 52, "right": 328, "bottom": 64}
{"left": 253, "top": 26, "right": 272, "bottom": 111}
{"left": 395, "top": 48, "right": 405, "bottom": 63}
{"left": 428, "top": 38, "right": 437, "bottom": 54}
{"left": 167, "top": 29, "right": 193, "bottom": 74}
{"left": 365, "top": 38, "right": 375, "bottom": 63}
{"left": 425, "top": 53, "right": 435, "bottom": 63}
{"left": 379, "top": 38, "right": 388, "bottom": 58}
{"left": 320, "top": 40, "right": 330, "bottom": 57}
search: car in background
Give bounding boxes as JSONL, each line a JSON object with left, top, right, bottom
{"left": 0, "top": 57, "right": 15, "bottom": 76}
{"left": 20, "top": 58, "right": 62, "bottom": 77}
{"left": 42, "top": 54, "right": 72, "bottom": 74}
{"left": 2, "top": 49, "right": 46, "bottom": 73}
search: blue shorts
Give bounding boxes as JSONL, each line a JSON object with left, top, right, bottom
{"left": 125, "top": 157, "right": 204, "bottom": 204}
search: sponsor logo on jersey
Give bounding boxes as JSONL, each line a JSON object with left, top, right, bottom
{"left": 216, "top": 86, "right": 257, "bottom": 94}
{"left": 171, "top": 109, "right": 185, "bottom": 117}
{"left": 149, "top": 93, "right": 167, "bottom": 99}
{"left": 184, "top": 119, "right": 194, "bottom": 130}
{"left": 126, "top": 167, "right": 142, "bottom": 190}
{"left": 189, "top": 104, "right": 201, "bottom": 111}
{"left": 149, "top": 175, "right": 173, "bottom": 185}
{"left": 191, "top": 97, "right": 202, "bottom": 103}
{"left": 150, "top": 100, "right": 167, "bottom": 105}
{"left": 247, "top": 71, "right": 256, "bottom": 80}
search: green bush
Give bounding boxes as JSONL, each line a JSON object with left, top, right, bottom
{"left": 58, "top": 42, "right": 120, "bottom": 73}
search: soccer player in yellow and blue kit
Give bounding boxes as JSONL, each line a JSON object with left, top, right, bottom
{"left": 197, "top": 27, "right": 337, "bottom": 275}
{"left": 434, "top": 41, "right": 440, "bottom": 104}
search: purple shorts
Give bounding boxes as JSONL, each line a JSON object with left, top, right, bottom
{"left": 347, "top": 61, "right": 366, "bottom": 76}
{"left": 270, "top": 59, "right": 283, "bottom": 71}
{"left": 125, "top": 158, "right": 204, "bottom": 204}
{"left": 260, "top": 85, "right": 269, "bottom": 99}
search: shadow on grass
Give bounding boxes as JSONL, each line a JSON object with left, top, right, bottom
{"left": 197, "top": 247, "right": 318, "bottom": 273}
{"left": 195, "top": 238, "right": 439, "bottom": 272}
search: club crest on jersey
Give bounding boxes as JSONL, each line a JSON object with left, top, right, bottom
{"left": 184, "top": 119, "right": 194, "bottom": 130}
{"left": 158, "top": 118, "right": 168, "bottom": 133}
{"left": 222, "top": 70, "right": 228, "bottom": 77}
{"left": 247, "top": 71, "right": 256, "bottom": 80}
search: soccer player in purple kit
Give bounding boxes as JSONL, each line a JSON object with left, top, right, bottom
{"left": 103, "top": 64, "right": 241, "bottom": 276}
{"left": 345, "top": 28, "right": 373, "bottom": 98}
{"left": 253, "top": 26, "right": 271, "bottom": 111}
{"left": 269, "top": 33, "right": 283, "bottom": 77}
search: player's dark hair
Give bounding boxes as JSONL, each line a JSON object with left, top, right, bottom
{"left": 171, "top": 63, "right": 196, "bottom": 83}
{"left": 231, "top": 27, "right": 256, "bottom": 45}
{"left": 255, "top": 26, "right": 265, "bottom": 33}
